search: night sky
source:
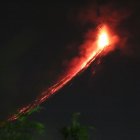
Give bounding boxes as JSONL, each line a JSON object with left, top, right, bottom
{"left": 0, "top": 0, "right": 140, "bottom": 139}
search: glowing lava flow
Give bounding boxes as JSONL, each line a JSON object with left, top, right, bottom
{"left": 8, "top": 24, "right": 117, "bottom": 121}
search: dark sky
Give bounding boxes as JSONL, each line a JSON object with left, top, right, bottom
{"left": 0, "top": 0, "right": 140, "bottom": 139}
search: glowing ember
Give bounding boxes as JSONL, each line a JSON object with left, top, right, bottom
{"left": 8, "top": 24, "right": 117, "bottom": 121}
{"left": 97, "top": 26, "right": 110, "bottom": 49}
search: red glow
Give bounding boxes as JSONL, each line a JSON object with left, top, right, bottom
{"left": 8, "top": 24, "right": 118, "bottom": 121}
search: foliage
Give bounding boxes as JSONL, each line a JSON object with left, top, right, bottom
{"left": 0, "top": 107, "right": 95, "bottom": 140}
{"left": 61, "top": 113, "right": 94, "bottom": 140}
{"left": 0, "top": 106, "right": 45, "bottom": 140}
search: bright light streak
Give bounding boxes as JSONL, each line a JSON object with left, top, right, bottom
{"left": 8, "top": 24, "right": 117, "bottom": 121}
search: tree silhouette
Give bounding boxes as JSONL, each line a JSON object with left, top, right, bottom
{"left": 61, "top": 113, "right": 94, "bottom": 140}
{"left": 0, "top": 106, "right": 45, "bottom": 140}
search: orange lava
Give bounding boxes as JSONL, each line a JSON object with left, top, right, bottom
{"left": 8, "top": 24, "right": 117, "bottom": 121}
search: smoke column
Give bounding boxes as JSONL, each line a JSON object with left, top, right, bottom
{"left": 8, "top": 24, "right": 118, "bottom": 121}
